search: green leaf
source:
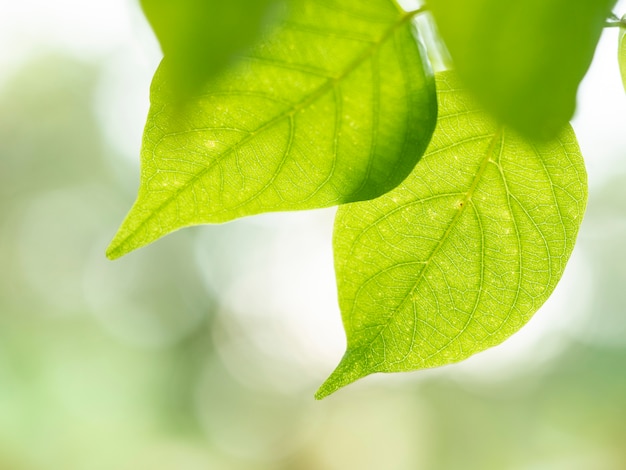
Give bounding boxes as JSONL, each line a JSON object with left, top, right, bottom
{"left": 107, "top": 0, "right": 437, "bottom": 259}
{"left": 428, "top": 0, "right": 616, "bottom": 139}
{"left": 316, "top": 72, "right": 587, "bottom": 399}
{"left": 618, "top": 19, "right": 626, "bottom": 90}
{"left": 140, "top": 0, "right": 281, "bottom": 97}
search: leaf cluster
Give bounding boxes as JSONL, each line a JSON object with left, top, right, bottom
{"left": 108, "top": 0, "right": 622, "bottom": 397}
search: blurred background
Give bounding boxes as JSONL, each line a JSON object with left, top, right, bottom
{"left": 0, "top": 1, "right": 625, "bottom": 469}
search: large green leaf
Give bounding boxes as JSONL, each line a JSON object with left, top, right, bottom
{"left": 618, "top": 15, "right": 626, "bottom": 90}
{"left": 316, "top": 72, "right": 587, "bottom": 399}
{"left": 107, "top": 0, "right": 436, "bottom": 259}
{"left": 140, "top": 0, "right": 281, "bottom": 97}
{"left": 428, "top": 0, "right": 616, "bottom": 139}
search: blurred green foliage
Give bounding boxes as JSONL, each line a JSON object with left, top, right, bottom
{"left": 429, "top": 0, "right": 616, "bottom": 139}
{"left": 140, "top": 0, "right": 282, "bottom": 97}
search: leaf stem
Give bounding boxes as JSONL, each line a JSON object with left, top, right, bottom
{"left": 605, "top": 13, "right": 626, "bottom": 28}
{"left": 405, "top": 5, "right": 428, "bottom": 19}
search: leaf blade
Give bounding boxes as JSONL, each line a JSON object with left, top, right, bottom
{"left": 107, "top": 0, "right": 436, "bottom": 259}
{"left": 429, "top": 0, "right": 616, "bottom": 139}
{"left": 317, "top": 72, "right": 587, "bottom": 399}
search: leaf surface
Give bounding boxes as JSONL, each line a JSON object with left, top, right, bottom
{"left": 428, "top": 0, "right": 616, "bottom": 139}
{"left": 617, "top": 15, "right": 626, "bottom": 91}
{"left": 108, "top": 0, "right": 436, "bottom": 259}
{"left": 140, "top": 0, "right": 280, "bottom": 96}
{"left": 317, "top": 72, "right": 587, "bottom": 399}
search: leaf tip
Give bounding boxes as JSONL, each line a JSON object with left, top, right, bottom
{"left": 105, "top": 236, "right": 127, "bottom": 261}
{"left": 105, "top": 224, "right": 135, "bottom": 260}
{"left": 105, "top": 202, "right": 149, "bottom": 260}
{"left": 314, "top": 350, "right": 368, "bottom": 400}
{"left": 105, "top": 244, "right": 121, "bottom": 261}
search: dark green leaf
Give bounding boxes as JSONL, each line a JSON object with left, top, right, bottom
{"left": 316, "top": 72, "right": 587, "bottom": 399}
{"left": 140, "top": 0, "right": 281, "bottom": 96}
{"left": 429, "top": 0, "right": 617, "bottom": 139}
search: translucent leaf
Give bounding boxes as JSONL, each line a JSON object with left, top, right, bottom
{"left": 107, "top": 0, "right": 436, "bottom": 259}
{"left": 317, "top": 72, "right": 587, "bottom": 399}
{"left": 428, "top": 0, "right": 617, "bottom": 139}
{"left": 140, "top": 0, "right": 281, "bottom": 97}
{"left": 618, "top": 19, "right": 626, "bottom": 90}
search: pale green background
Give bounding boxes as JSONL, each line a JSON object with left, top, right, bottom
{"left": 0, "top": 1, "right": 625, "bottom": 469}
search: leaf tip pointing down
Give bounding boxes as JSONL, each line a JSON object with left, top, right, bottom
{"left": 315, "top": 350, "right": 368, "bottom": 400}
{"left": 105, "top": 233, "right": 128, "bottom": 261}
{"left": 105, "top": 208, "right": 144, "bottom": 261}
{"left": 106, "top": 198, "right": 171, "bottom": 260}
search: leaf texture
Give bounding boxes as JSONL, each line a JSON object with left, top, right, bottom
{"left": 317, "top": 72, "right": 587, "bottom": 399}
{"left": 428, "top": 0, "right": 616, "bottom": 139}
{"left": 107, "top": 0, "right": 436, "bottom": 259}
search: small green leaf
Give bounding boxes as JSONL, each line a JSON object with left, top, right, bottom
{"left": 107, "top": 0, "right": 437, "bottom": 259}
{"left": 140, "top": 0, "right": 281, "bottom": 96}
{"left": 317, "top": 72, "right": 587, "bottom": 399}
{"left": 428, "top": 0, "right": 616, "bottom": 139}
{"left": 617, "top": 19, "right": 626, "bottom": 90}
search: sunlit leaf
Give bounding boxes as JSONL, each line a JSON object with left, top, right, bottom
{"left": 140, "top": 0, "right": 281, "bottom": 96}
{"left": 316, "top": 72, "right": 587, "bottom": 399}
{"left": 107, "top": 0, "right": 437, "bottom": 259}
{"left": 428, "top": 0, "right": 616, "bottom": 139}
{"left": 618, "top": 19, "right": 626, "bottom": 90}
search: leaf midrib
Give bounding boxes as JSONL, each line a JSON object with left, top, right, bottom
{"left": 108, "top": 8, "right": 419, "bottom": 258}
{"left": 357, "top": 128, "right": 503, "bottom": 362}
